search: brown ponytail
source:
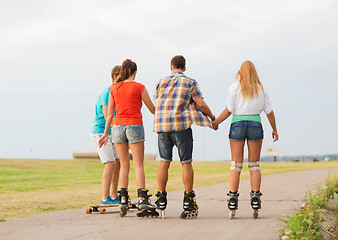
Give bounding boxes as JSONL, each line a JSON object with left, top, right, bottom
{"left": 115, "top": 59, "right": 137, "bottom": 83}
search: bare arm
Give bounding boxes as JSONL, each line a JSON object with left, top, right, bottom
{"left": 266, "top": 110, "right": 279, "bottom": 142}
{"left": 141, "top": 87, "right": 155, "bottom": 114}
{"left": 194, "top": 97, "right": 215, "bottom": 120}
{"left": 98, "top": 93, "right": 115, "bottom": 147}
{"left": 102, "top": 105, "right": 108, "bottom": 120}
{"left": 212, "top": 107, "right": 231, "bottom": 130}
{"left": 102, "top": 105, "right": 114, "bottom": 128}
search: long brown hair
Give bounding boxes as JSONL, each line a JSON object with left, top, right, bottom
{"left": 115, "top": 59, "right": 137, "bottom": 84}
{"left": 111, "top": 65, "right": 121, "bottom": 84}
{"left": 236, "top": 61, "right": 263, "bottom": 99}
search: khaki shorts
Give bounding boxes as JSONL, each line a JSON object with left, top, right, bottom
{"left": 90, "top": 134, "right": 119, "bottom": 164}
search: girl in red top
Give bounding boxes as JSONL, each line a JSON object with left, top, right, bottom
{"left": 99, "top": 59, "right": 156, "bottom": 217}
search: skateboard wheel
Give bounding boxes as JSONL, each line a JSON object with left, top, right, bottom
{"left": 99, "top": 208, "right": 106, "bottom": 214}
{"left": 86, "top": 208, "right": 92, "bottom": 214}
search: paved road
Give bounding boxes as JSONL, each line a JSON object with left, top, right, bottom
{"left": 1, "top": 168, "right": 337, "bottom": 240}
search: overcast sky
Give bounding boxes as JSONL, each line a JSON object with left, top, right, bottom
{"left": 0, "top": 0, "right": 337, "bottom": 160}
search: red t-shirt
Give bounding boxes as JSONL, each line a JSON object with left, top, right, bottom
{"left": 110, "top": 81, "right": 145, "bottom": 126}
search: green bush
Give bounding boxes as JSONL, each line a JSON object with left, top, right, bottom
{"left": 280, "top": 175, "right": 337, "bottom": 240}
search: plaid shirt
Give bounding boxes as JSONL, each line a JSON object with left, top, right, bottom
{"left": 153, "top": 72, "right": 212, "bottom": 133}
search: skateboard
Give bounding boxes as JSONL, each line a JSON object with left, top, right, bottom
{"left": 86, "top": 203, "right": 137, "bottom": 214}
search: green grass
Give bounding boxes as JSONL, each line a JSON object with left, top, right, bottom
{"left": 280, "top": 175, "right": 337, "bottom": 239}
{"left": 0, "top": 158, "right": 337, "bottom": 221}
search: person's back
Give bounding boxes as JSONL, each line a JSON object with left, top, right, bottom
{"left": 227, "top": 81, "right": 272, "bottom": 117}
{"left": 98, "top": 59, "right": 157, "bottom": 218}
{"left": 92, "top": 87, "right": 111, "bottom": 134}
{"left": 212, "top": 60, "right": 279, "bottom": 219}
{"left": 111, "top": 81, "right": 144, "bottom": 126}
{"left": 154, "top": 55, "right": 215, "bottom": 219}
{"left": 154, "top": 72, "right": 201, "bottom": 133}
{"left": 90, "top": 65, "right": 121, "bottom": 206}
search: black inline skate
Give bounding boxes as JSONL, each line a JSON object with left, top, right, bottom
{"left": 136, "top": 188, "right": 159, "bottom": 218}
{"left": 227, "top": 191, "right": 239, "bottom": 219}
{"left": 250, "top": 190, "right": 262, "bottom": 219}
{"left": 118, "top": 188, "right": 129, "bottom": 217}
{"left": 180, "top": 190, "right": 199, "bottom": 219}
{"left": 155, "top": 191, "right": 167, "bottom": 219}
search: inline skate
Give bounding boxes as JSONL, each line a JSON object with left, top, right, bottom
{"left": 136, "top": 188, "right": 159, "bottom": 218}
{"left": 250, "top": 190, "right": 262, "bottom": 219}
{"left": 180, "top": 190, "right": 199, "bottom": 219}
{"left": 118, "top": 188, "right": 129, "bottom": 217}
{"left": 227, "top": 191, "right": 239, "bottom": 219}
{"left": 155, "top": 191, "right": 167, "bottom": 219}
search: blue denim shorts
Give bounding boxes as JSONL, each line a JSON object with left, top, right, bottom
{"left": 112, "top": 125, "right": 145, "bottom": 144}
{"left": 229, "top": 121, "right": 264, "bottom": 142}
{"left": 158, "top": 128, "right": 193, "bottom": 164}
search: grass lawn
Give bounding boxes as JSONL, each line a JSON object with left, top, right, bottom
{"left": 0, "top": 158, "right": 337, "bottom": 221}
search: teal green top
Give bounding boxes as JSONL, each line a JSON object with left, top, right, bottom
{"left": 231, "top": 114, "right": 261, "bottom": 123}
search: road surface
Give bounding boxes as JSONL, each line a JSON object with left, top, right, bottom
{"left": 1, "top": 168, "right": 337, "bottom": 240}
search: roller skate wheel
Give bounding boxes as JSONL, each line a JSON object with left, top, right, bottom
{"left": 120, "top": 209, "right": 127, "bottom": 217}
{"left": 86, "top": 208, "right": 92, "bottom": 214}
{"left": 160, "top": 210, "right": 165, "bottom": 219}
{"left": 229, "top": 210, "right": 235, "bottom": 219}
{"left": 180, "top": 211, "right": 187, "bottom": 219}
{"left": 253, "top": 210, "right": 258, "bottom": 219}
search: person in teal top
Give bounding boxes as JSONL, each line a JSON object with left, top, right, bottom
{"left": 90, "top": 65, "right": 121, "bottom": 205}
{"left": 92, "top": 86, "right": 113, "bottom": 135}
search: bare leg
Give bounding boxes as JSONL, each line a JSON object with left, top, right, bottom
{"left": 115, "top": 143, "right": 130, "bottom": 189}
{"left": 102, "top": 162, "right": 115, "bottom": 200}
{"left": 247, "top": 141, "right": 263, "bottom": 191}
{"left": 110, "top": 158, "right": 120, "bottom": 198}
{"left": 157, "top": 161, "right": 170, "bottom": 192}
{"left": 229, "top": 140, "right": 245, "bottom": 192}
{"left": 129, "top": 141, "right": 145, "bottom": 189}
{"left": 182, "top": 162, "right": 194, "bottom": 193}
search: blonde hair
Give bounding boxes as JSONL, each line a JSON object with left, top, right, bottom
{"left": 236, "top": 61, "right": 263, "bottom": 99}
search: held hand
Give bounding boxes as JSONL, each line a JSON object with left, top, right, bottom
{"left": 211, "top": 120, "right": 218, "bottom": 130}
{"left": 272, "top": 130, "right": 279, "bottom": 142}
{"left": 98, "top": 135, "right": 108, "bottom": 148}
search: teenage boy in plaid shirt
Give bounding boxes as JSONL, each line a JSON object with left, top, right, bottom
{"left": 153, "top": 55, "right": 215, "bottom": 219}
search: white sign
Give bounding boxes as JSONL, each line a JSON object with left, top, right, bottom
{"left": 267, "top": 148, "right": 279, "bottom": 157}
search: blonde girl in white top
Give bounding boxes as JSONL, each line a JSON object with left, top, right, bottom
{"left": 212, "top": 60, "right": 279, "bottom": 218}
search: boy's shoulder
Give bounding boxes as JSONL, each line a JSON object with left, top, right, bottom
{"left": 158, "top": 73, "right": 197, "bottom": 84}
{"left": 99, "top": 86, "right": 110, "bottom": 96}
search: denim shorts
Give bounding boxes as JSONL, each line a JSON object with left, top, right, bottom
{"left": 158, "top": 128, "right": 193, "bottom": 164}
{"left": 112, "top": 125, "right": 145, "bottom": 144}
{"left": 229, "top": 121, "right": 264, "bottom": 142}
